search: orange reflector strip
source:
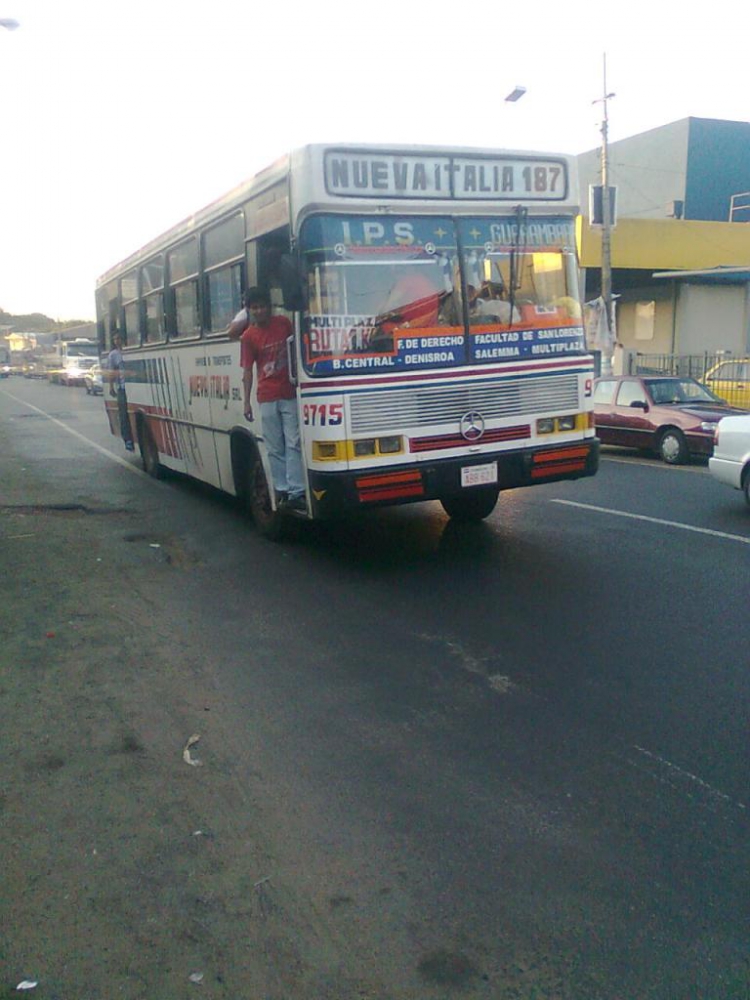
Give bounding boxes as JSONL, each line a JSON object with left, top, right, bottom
{"left": 358, "top": 484, "right": 426, "bottom": 503}
{"left": 355, "top": 470, "right": 423, "bottom": 489}
{"left": 355, "top": 469, "right": 424, "bottom": 503}
{"left": 532, "top": 446, "right": 590, "bottom": 465}
{"left": 531, "top": 461, "right": 587, "bottom": 479}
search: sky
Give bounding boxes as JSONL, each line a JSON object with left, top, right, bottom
{"left": 1, "top": 0, "right": 748, "bottom": 322}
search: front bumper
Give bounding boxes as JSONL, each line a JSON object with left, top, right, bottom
{"left": 308, "top": 438, "right": 600, "bottom": 516}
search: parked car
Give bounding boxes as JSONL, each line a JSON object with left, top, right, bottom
{"left": 709, "top": 414, "right": 750, "bottom": 506}
{"left": 702, "top": 358, "right": 750, "bottom": 409}
{"left": 84, "top": 363, "right": 104, "bottom": 395}
{"left": 593, "top": 375, "right": 750, "bottom": 464}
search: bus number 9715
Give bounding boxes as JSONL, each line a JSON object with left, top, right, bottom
{"left": 303, "top": 402, "right": 344, "bottom": 426}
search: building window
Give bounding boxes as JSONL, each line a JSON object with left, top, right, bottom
{"left": 635, "top": 300, "right": 655, "bottom": 341}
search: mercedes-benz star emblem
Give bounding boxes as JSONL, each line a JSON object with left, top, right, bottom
{"left": 460, "top": 410, "right": 485, "bottom": 441}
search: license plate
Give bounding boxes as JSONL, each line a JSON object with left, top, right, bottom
{"left": 461, "top": 462, "right": 498, "bottom": 488}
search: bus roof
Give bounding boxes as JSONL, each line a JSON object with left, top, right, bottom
{"left": 96, "top": 143, "right": 578, "bottom": 288}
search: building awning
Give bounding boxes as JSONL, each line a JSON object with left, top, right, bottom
{"left": 577, "top": 217, "right": 750, "bottom": 271}
{"left": 652, "top": 266, "right": 750, "bottom": 284}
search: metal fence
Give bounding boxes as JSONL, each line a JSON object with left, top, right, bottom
{"left": 626, "top": 352, "right": 731, "bottom": 379}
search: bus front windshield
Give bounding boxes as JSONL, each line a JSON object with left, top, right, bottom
{"left": 299, "top": 215, "right": 585, "bottom": 376}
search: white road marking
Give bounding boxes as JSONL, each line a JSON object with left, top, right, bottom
{"left": 551, "top": 498, "right": 750, "bottom": 545}
{"left": 628, "top": 745, "right": 746, "bottom": 812}
{"left": 1, "top": 388, "right": 146, "bottom": 477}
{"left": 601, "top": 452, "right": 707, "bottom": 473}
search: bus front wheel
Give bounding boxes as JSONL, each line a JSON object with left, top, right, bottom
{"left": 245, "top": 459, "right": 286, "bottom": 541}
{"left": 440, "top": 487, "right": 499, "bottom": 522}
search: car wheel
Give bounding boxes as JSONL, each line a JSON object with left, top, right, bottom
{"left": 245, "top": 458, "right": 286, "bottom": 541}
{"left": 658, "top": 428, "right": 689, "bottom": 465}
{"left": 138, "top": 421, "right": 163, "bottom": 479}
{"left": 743, "top": 468, "right": 750, "bottom": 508}
{"left": 440, "top": 486, "right": 500, "bottom": 521}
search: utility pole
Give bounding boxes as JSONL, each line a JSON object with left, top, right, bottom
{"left": 598, "top": 54, "right": 615, "bottom": 366}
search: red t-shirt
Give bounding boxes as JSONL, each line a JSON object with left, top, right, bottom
{"left": 240, "top": 316, "right": 295, "bottom": 403}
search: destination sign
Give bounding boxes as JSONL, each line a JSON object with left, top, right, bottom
{"left": 324, "top": 151, "right": 569, "bottom": 201}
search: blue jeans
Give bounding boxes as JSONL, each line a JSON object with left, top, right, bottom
{"left": 116, "top": 387, "right": 133, "bottom": 446}
{"left": 260, "top": 398, "right": 305, "bottom": 498}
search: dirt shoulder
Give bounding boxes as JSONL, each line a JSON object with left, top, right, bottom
{"left": 0, "top": 430, "right": 375, "bottom": 1000}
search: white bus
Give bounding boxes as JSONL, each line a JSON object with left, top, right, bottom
{"left": 96, "top": 144, "right": 599, "bottom": 537}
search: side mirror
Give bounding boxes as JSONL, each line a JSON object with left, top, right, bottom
{"left": 280, "top": 254, "right": 305, "bottom": 312}
{"left": 630, "top": 400, "right": 648, "bottom": 410}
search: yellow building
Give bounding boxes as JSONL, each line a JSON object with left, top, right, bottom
{"left": 577, "top": 117, "right": 750, "bottom": 361}
{"left": 578, "top": 218, "right": 750, "bottom": 355}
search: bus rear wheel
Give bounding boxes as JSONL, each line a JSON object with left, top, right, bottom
{"left": 440, "top": 487, "right": 499, "bottom": 522}
{"left": 245, "top": 459, "right": 286, "bottom": 541}
{"left": 138, "top": 421, "right": 163, "bottom": 479}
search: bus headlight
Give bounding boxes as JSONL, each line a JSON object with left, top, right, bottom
{"left": 537, "top": 418, "right": 555, "bottom": 434}
{"left": 313, "top": 441, "right": 345, "bottom": 461}
{"left": 378, "top": 436, "right": 403, "bottom": 454}
{"left": 354, "top": 439, "right": 377, "bottom": 456}
{"left": 312, "top": 436, "right": 405, "bottom": 461}
{"left": 557, "top": 415, "right": 576, "bottom": 431}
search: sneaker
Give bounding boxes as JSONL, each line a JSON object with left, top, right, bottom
{"left": 287, "top": 494, "right": 307, "bottom": 513}
{"left": 125, "top": 441, "right": 135, "bottom": 452}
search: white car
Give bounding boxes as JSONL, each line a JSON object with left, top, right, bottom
{"left": 709, "top": 415, "right": 750, "bottom": 507}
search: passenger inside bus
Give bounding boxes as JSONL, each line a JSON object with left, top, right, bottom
{"left": 370, "top": 271, "right": 446, "bottom": 350}
{"left": 467, "top": 281, "right": 521, "bottom": 325}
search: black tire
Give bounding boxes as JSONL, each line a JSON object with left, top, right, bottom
{"left": 658, "top": 428, "right": 689, "bottom": 465}
{"left": 245, "top": 458, "right": 286, "bottom": 541}
{"left": 138, "top": 421, "right": 163, "bottom": 479}
{"left": 440, "top": 486, "right": 499, "bottom": 522}
{"left": 743, "top": 468, "right": 750, "bottom": 508}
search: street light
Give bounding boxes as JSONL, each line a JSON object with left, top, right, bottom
{"left": 505, "top": 86, "right": 527, "bottom": 103}
{"left": 0, "top": 17, "right": 19, "bottom": 29}
{"left": 592, "top": 53, "right": 616, "bottom": 374}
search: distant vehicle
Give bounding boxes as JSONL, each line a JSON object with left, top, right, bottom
{"left": 593, "top": 375, "right": 750, "bottom": 464}
{"left": 84, "top": 363, "right": 104, "bottom": 395}
{"left": 23, "top": 358, "right": 47, "bottom": 378}
{"left": 709, "top": 414, "right": 750, "bottom": 506}
{"left": 47, "top": 338, "right": 100, "bottom": 385}
{"left": 702, "top": 358, "right": 750, "bottom": 409}
{"left": 0, "top": 346, "right": 10, "bottom": 378}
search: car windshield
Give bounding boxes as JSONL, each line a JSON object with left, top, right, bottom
{"left": 646, "top": 378, "right": 722, "bottom": 404}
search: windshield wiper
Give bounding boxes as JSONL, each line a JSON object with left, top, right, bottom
{"left": 508, "top": 206, "right": 528, "bottom": 326}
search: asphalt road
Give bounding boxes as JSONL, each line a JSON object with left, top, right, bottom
{"left": 2, "top": 377, "right": 749, "bottom": 1000}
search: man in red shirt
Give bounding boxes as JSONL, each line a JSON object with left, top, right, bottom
{"left": 234, "top": 288, "right": 306, "bottom": 511}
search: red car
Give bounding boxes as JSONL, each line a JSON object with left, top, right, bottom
{"left": 593, "top": 375, "right": 749, "bottom": 464}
